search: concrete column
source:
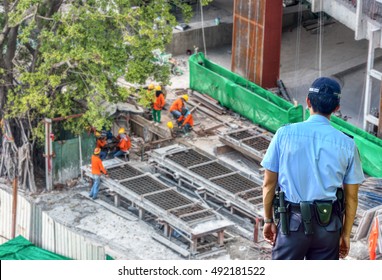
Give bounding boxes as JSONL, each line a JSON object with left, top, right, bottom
{"left": 114, "top": 194, "right": 120, "bottom": 207}
{"left": 138, "top": 208, "right": 145, "bottom": 220}
{"left": 217, "top": 231, "right": 225, "bottom": 246}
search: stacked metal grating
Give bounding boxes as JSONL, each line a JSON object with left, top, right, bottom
{"left": 150, "top": 145, "right": 265, "bottom": 220}
{"left": 219, "top": 127, "right": 273, "bottom": 162}
{"left": 81, "top": 159, "right": 233, "bottom": 255}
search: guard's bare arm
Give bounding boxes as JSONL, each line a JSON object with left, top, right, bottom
{"left": 262, "top": 169, "right": 278, "bottom": 219}
{"left": 339, "top": 183, "right": 359, "bottom": 258}
{"left": 262, "top": 169, "right": 278, "bottom": 244}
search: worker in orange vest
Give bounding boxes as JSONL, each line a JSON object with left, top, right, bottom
{"left": 89, "top": 148, "right": 108, "bottom": 200}
{"left": 177, "top": 108, "right": 194, "bottom": 134}
{"left": 169, "top": 94, "right": 188, "bottom": 119}
{"left": 152, "top": 87, "right": 165, "bottom": 126}
{"left": 112, "top": 127, "right": 131, "bottom": 160}
{"left": 95, "top": 131, "right": 107, "bottom": 160}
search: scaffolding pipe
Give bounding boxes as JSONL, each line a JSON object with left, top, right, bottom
{"left": 11, "top": 177, "right": 18, "bottom": 238}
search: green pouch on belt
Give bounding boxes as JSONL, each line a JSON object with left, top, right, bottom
{"left": 314, "top": 200, "right": 332, "bottom": 226}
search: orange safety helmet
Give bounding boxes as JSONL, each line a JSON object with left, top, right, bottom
{"left": 94, "top": 147, "right": 101, "bottom": 155}
{"left": 148, "top": 84, "right": 155, "bottom": 90}
{"left": 155, "top": 85, "right": 162, "bottom": 91}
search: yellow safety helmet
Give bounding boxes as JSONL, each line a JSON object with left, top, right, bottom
{"left": 181, "top": 94, "right": 189, "bottom": 102}
{"left": 167, "top": 121, "right": 174, "bottom": 129}
{"left": 95, "top": 131, "right": 101, "bottom": 138}
{"left": 118, "top": 127, "right": 125, "bottom": 134}
{"left": 148, "top": 84, "right": 155, "bottom": 90}
{"left": 155, "top": 85, "right": 162, "bottom": 91}
{"left": 94, "top": 148, "right": 101, "bottom": 155}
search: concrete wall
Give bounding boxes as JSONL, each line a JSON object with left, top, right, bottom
{"left": 166, "top": 5, "right": 311, "bottom": 56}
{"left": 166, "top": 18, "right": 233, "bottom": 56}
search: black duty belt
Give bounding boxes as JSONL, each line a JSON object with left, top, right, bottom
{"left": 287, "top": 202, "right": 315, "bottom": 213}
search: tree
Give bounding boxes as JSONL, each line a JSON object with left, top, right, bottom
{"left": 0, "top": 0, "right": 211, "bottom": 191}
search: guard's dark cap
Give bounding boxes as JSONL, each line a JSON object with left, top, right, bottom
{"left": 309, "top": 77, "right": 341, "bottom": 97}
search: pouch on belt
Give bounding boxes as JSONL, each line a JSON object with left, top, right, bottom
{"left": 314, "top": 200, "right": 333, "bottom": 227}
{"left": 300, "top": 202, "right": 314, "bottom": 235}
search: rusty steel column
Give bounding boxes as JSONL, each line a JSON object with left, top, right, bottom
{"left": 231, "top": 0, "right": 283, "bottom": 88}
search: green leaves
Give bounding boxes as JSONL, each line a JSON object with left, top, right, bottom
{"left": 1, "top": 0, "right": 210, "bottom": 142}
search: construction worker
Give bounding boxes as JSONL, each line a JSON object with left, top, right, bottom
{"left": 152, "top": 89, "right": 165, "bottom": 126}
{"left": 89, "top": 148, "right": 108, "bottom": 200}
{"left": 112, "top": 127, "right": 131, "bottom": 160}
{"left": 177, "top": 108, "right": 194, "bottom": 134}
{"left": 169, "top": 94, "right": 188, "bottom": 119}
{"left": 261, "top": 77, "right": 364, "bottom": 260}
{"left": 95, "top": 132, "right": 107, "bottom": 160}
{"left": 148, "top": 83, "right": 155, "bottom": 91}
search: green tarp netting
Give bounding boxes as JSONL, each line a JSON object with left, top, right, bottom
{"left": 329, "top": 115, "right": 382, "bottom": 178}
{"left": 189, "top": 53, "right": 382, "bottom": 178}
{"left": 0, "top": 235, "right": 71, "bottom": 260}
{"left": 189, "top": 52, "right": 304, "bottom": 133}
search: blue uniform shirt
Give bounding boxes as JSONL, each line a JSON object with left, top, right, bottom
{"left": 261, "top": 115, "right": 365, "bottom": 203}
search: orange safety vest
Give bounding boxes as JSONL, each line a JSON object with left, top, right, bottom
{"left": 96, "top": 138, "right": 106, "bottom": 149}
{"left": 178, "top": 113, "right": 194, "bottom": 127}
{"left": 117, "top": 135, "right": 131, "bottom": 152}
{"left": 91, "top": 155, "right": 107, "bottom": 175}
{"left": 369, "top": 217, "right": 379, "bottom": 260}
{"left": 170, "top": 98, "right": 184, "bottom": 112}
{"left": 153, "top": 93, "right": 165, "bottom": 110}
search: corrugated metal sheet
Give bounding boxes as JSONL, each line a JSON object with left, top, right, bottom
{"left": 40, "top": 211, "right": 105, "bottom": 260}
{"left": 41, "top": 211, "right": 56, "bottom": 253}
{"left": 16, "top": 194, "right": 32, "bottom": 239}
{"left": 0, "top": 188, "right": 13, "bottom": 241}
{"left": 55, "top": 223, "right": 104, "bottom": 260}
{"left": 1, "top": 186, "right": 105, "bottom": 259}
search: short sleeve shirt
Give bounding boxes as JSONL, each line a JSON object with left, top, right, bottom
{"left": 261, "top": 115, "right": 364, "bottom": 203}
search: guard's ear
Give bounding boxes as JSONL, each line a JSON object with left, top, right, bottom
{"left": 306, "top": 97, "right": 311, "bottom": 108}
{"left": 333, "top": 105, "right": 340, "bottom": 113}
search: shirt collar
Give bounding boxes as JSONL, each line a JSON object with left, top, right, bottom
{"left": 306, "top": 114, "right": 331, "bottom": 124}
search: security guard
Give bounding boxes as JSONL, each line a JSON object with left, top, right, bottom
{"left": 261, "top": 77, "right": 364, "bottom": 260}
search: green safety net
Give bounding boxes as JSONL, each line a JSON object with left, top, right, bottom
{"left": 189, "top": 52, "right": 304, "bottom": 133}
{"left": 0, "top": 235, "right": 71, "bottom": 260}
{"left": 330, "top": 115, "right": 382, "bottom": 178}
{"left": 189, "top": 53, "right": 382, "bottom": 178}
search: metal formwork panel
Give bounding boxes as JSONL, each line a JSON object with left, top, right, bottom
{"left": 81, "top": 158, "right": 234, "bottom": 245}
{"left": 237, "top": 189, "right": 262, "bottom": 200}
{"left": 228, "top": 130, "right": 256, "bottom": 140}
{"left": 167, "top": 149, "right": 211, "bottom": 167}
{"left": 242, "top": 136, "right": 270, "bottom": 151}
{"left": 180, "top": 210, "right": 215, "bottom": 223}
{"left": 108, "top": 164, "right": 143, "bottom": 180}
{"left": 120, "top": 175, "right": 167, "bottom": 196}
{"left": 150, "top": 145, "right": 265, "bottom": 219}
{"left": 145, "top": 189, "right": 194, "bottom": 210}
{"left": 190, "top": 162, "right": 232, "bottom": 179}
{"left": 211, "top": 173, "right": 260, "bottom": 194}
{"left": 220, "top": 127, "right": 274, "bottom": 162}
